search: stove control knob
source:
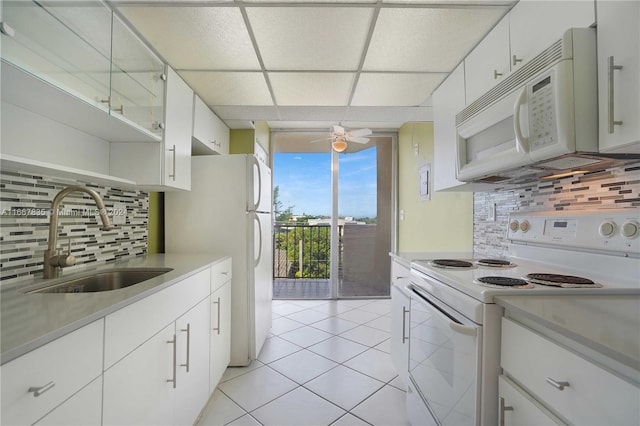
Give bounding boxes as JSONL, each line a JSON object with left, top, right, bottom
{"left": 509, "top": 220, "right": 519, "bottom": 232}
{"left": 621, "top": 220, "right": 639, "bottom": 239}
{"left": 598, "top": 221, "right": 616, "bottom": 238}
{"left": 519, "top": 220, "right": 530, "bottom": 233}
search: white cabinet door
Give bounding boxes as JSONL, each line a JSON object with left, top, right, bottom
{"left": 509, "top": 1, "right": 595, "bottom": 70}
{"left": 498, "top": 376, "right": 560, "bottom": 426}
{"left": 464, "top": 17, "right": 510, "bottom": 104}
{"left": 390, "top": 283, "right": 410, "bottom": 386}
{"left": 210, "top": 281, "right": 232, "bottom": 394}
{"left": 163, "top": 66, "right": 193, "bottom": 190}
{"left": 596, "top": 0, "right": 640, "bottom": 153}
{"left": 174, "top": 298, "right": 211, "bottom": 426}
{"left": 433, "top": 63, "right": 467, "bottom": 191}
{"left": 0, "top": 320, "right": 103, "bottom": 426}
{"left": 192, "top": 95, "right": 230, "bottom": 156}
{"left": 103, "top": 323, "right": 175, "bottom": 426}
{"left": 34, "top": 378, "right": 102, "bottom": 426}
{"left": 109, "top": 66, "right": 193, "bottom": 190}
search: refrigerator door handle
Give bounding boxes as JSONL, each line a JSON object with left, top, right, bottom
{"left": 254, "top": 214, "right": 262, "bottom": 267}
{"left": 252, "top": 156, "right": 262, "bottom": 211}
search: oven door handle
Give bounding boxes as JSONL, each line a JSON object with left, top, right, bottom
{"left": 410, "top": 285, "right": 479, "bottom": 337}
{"left": 449, "top": 322, "right": 478, "bottom": 337}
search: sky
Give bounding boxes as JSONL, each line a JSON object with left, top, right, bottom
{"left": 273, "top": 147, "right": 377, "bottom": 218}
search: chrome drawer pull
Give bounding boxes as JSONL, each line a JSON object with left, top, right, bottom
{"left": 28, "top": 381, "right": 55, "bottom": 397}
{"left": 167, "top": 334, "right": 177, "bottom": 388}
{"left": 499, "top": 397, "right": 514, "bottom": 426}
{"left": 546, "top": 377, "right": 570, "bottom": 391}
{"left": 401, "top": 307, "right": 409, "bottom": 343}
{"left": 180, "top": 323, "right": 191, "bottom": 373}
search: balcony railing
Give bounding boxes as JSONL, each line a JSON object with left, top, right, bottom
{"left": 273, "top": 223, "right": 341, "bottom": 279}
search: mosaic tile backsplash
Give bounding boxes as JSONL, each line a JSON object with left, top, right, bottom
{"left": 0, "top": 170, "right": 148, "bottom": 285}
{"left": 474, "top": 162, "right": 640, "bottom": 257}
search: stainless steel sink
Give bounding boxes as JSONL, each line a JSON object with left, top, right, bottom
{"left": 28, "top": 268, "right": 174, "bottom": 294}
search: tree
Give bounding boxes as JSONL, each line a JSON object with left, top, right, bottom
{"left": 273, "top": 185, "right": 294, "bottom": 223}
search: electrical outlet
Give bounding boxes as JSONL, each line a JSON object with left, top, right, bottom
{"left": 111, "top": 203, "right": 127, "bottom": 225}
{"left": 488, "top": 203, "right": 496, "bottom": 222}
{"left": 400, "top": 209, "right": 405, "bottom": 221}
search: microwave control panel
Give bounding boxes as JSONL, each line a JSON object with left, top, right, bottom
{"left": 528, "top": 72, "right": 558, "bottom": 151}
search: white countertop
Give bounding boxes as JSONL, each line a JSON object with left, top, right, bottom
{"left": 1, "top": 254, "right": 227, "bottom": 365}
{"left": 496, "top": 295, "right": 640, "bottom": 383}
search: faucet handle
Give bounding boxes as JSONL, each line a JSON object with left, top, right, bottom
{"left": 51, "top": 238, "right": 76, "bottom": 268}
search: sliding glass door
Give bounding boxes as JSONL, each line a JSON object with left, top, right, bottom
{"left": 272, "top": 133, "right": 394, "bottom": 299}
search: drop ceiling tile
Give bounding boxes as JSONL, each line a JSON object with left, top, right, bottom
{"left": 269, "top": 73, "right": 355, "bottom": 106}
{"left": 212, "top": 105, "right": 280, "bottom": 120}
{"left": 117, "top": 6, "right": 260, "bottom": 70}
{"left": 351, "top": 73, "right": 446, "bottom": 106}
{"left": 247, "top": 7, "right": 374, "bottom": 70}
{"left": 276, "top": 107, "right": 348, "bottom": 121}
{"left": 180, "top": 71, "right": 273, "bottom": 106}
{"left": 364, "top": 7, "right": 508, "bottom": 72}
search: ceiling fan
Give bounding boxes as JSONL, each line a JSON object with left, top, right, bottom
{"left": 311, "top": 125, "right": 372, "bottom": 152}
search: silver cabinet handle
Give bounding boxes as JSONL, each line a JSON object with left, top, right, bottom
{"left": 28, "top": 381, "right": 55, "bottom": 397}
{"left": 512, "top": 55, "right": 522, "bottom": 66}
{"left": 494, "top": 70, "right": 503, "bottom": 79}
{"left": 168, "top": 145, "right": 176, "bottom": 180}
{"left": 213, "top": 297, "right": 221, "bottom": 335}
{"left": 401, "top": 307, "right": 409, "bottom": 343}
{"left": 546, "top": 377, "right": 570, "bottom": 391}
{"left": 608, "top": 56, "right": 624, "bottom": 133}
{"left": 180, "top": 323, "right": 191, "bottom": 373}
{"left": 499, "top": 397, "right": 514, "bottom": 426}
{"left": 167, "top": 334, "right": 177, "bottom": 388}
{"left": 221, "top": 271, "right": 228, "bottom": 276}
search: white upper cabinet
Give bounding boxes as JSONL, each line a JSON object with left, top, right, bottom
{"left": 509, "top": 1, "right": 595, "bottom": 71}
{"left": 0, "top": 0, "right": 164, "bottom": 142}
{"left": 596, "top": 0, "right": 640, "bottom": 153}
{"left": 192, "top": 94, "right": 230, "bottom": 155}
{"left": 110, "top": 67, "right": 193, "bottom": 191}
{"left": 464, "top": 1, "right": 595, "bottom": 105}
{"left": 433, "top": 63, "right": 467, "bottom": 191}
{"left": 464, "top": 18, "right": 510, "bottom": 104}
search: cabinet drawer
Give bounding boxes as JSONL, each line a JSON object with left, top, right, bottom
{"left": 501, "top": 317, "right": 640, "bottom": 425}
{"left": 211, "top": 257, "right": 232, "bottom": 292}
{"left": 391, "top": 259, "right": 410, "bottom": 289}
{"left": 498, "top": 375, "right": 561, "bottom": 425}
{"left": 1, "top": 319, "right": 104, "bottom": 426}
{"left": 104, "top": 269, "right": 211, "bottom": 368}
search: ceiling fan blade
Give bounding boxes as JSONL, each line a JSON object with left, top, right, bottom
{"left": 309, "top": 137, "right": 332, "bottom": 143}
{"left": 349, "top": 137, "right": 370, "bottom": 144}
{"left": 347, "top": 128, "right": 372, "bottom": 138}
{"left": 332, "top": 125, "right": 345, "bottom": 135}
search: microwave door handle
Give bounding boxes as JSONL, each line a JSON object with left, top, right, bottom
{"left": 513, "top": 87, "right": 529, "bottom": 153}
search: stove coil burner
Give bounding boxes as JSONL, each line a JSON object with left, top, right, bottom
{"left": 430, "top": 259, "right": 475, "bottom": 269}
{"left": 526, "top": 273, "right": 602, "bottom": 288}
{"left": 476, "top": 259, "right": 516, "bottom": 268}
{"left": 477, "top": 276, "right": 533, "bottom": 288}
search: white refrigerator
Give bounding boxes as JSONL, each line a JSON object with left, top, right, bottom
{"left": 165, "top": 154, "right": 273, "bottom": 366}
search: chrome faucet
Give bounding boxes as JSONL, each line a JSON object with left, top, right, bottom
{"left": 43, "top": 186, "right": 113, "bottom": 279}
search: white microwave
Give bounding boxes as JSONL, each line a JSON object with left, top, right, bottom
{"left": 455, "top": 28, "right": 609, "bottom": 184}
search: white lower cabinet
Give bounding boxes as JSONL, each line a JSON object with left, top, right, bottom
{"left": 35, "top": 377, "right": 103, "bottom": 426}
{"left": 500, "top": 317, "right": 640, "bottom": 425}
{"left": 174, "top": 298, "right": 211, "bottom": 426}
{"left": 0, "top": 319, "right": 104, "bottom": 426}
{"left": 103, "top": 323, "right": 175, "bottom": 426}
{"left": 390, "top": 282, "right": 410, "bottom": 386}
{"left": 498, "top": 375, "right": 561, "bottom": 426}
{"left": 209, "top": 280, "right": 231, "bottom": 393}
{"left": 103, "top": 297, "right": 211, "bottom": 426}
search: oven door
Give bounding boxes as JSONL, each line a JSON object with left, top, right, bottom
{"left": 408, "top": 284, "right": 482, "bottom": 425}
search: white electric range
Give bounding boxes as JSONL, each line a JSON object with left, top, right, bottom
{"left": 406, "top": 209, "right": 640, "bottom": 426}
